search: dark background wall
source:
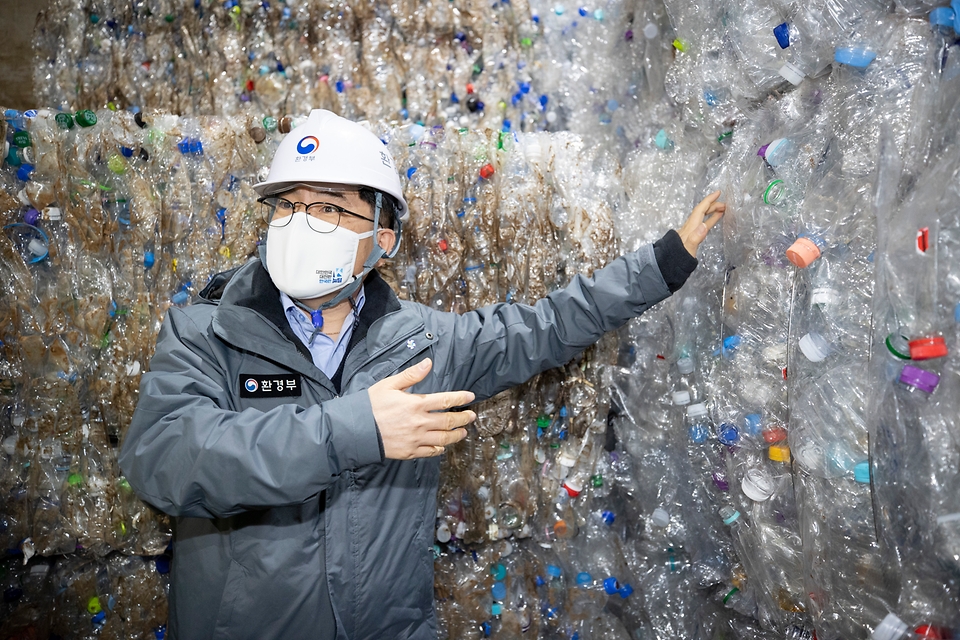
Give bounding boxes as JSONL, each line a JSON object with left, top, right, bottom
{"left": 0, "top": 0, "right": 50, "bottom": 110}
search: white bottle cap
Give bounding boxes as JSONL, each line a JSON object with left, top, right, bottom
{"left": 43, "top": 206, "right": 62, "bottom": 221}
{"left": 779, "top": 62, "right": 805, "bottom": 86}
{"left": 811, "top": 287, "right": 839, "bottom": 307}
{"left": 677, "top": 356, "right": 694, "bottom": 375}
{"left": 17, "top": 189, "right": 30, "bottom": 205}
{"left": 28, "top": 238, "right": 47, "bottom": 257}
{"left": 2, "top": 435, "right": 18, "bottom": 456}
{"left": 455, "top": 522, "right": 467, "bottom": 538}
{"left": 643, "top": 22, "right": 659, "bottom": 39}
{"left": 651, "top": 508, "right": 670, "bottom": 528}
{"left": 125, "top": 361, "right": 142, "bottom": 376}
{"left": 558, "top": 451, "right": 577, "bottom": 468}
{"left": 477, "top": 486, "right": 491, "bottom": 501}
{"left": 672, "top": 390, "right": 691, "bottom": 406}
{"left": 799, "top": 332, "right": 831, "bottom": 362}
{"left": 871, "top": 613, "right": 908, "bottom": 640}
{"left": 741, "top": 468, "right": 775, "bottom": 502}
{"left": 436, "top": 522, "right": 452, "bottom": 543}
{"left": 484, "top": 505, "right": 496, "bottom": 520}
{"left": 525, "top": 141, "right": 543, "bottom": 164}
{"left": 686, "top": 402, "right": 708, "bottom": 418}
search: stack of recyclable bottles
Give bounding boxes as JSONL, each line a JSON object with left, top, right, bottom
{"left": 2, "top": 0, "right": 960, "bottom": 637}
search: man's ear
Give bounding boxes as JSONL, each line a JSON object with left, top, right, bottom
{"left": 376, "top": 228, "right": 397, "bottom": 258}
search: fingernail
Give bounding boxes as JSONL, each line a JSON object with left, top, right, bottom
{"left": 419, "top": 358, "right": 431, "bottom": 371}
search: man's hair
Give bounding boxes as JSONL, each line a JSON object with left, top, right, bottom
{"left": 358, "top": 188, "right": 399, "bottom": 232}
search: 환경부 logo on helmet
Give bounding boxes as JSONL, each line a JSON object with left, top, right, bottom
{"left": 297, "top": 136, "right": 320, "bottom": 154}
{"left": 244, "top": 378, "right": 259, "bottom": 393}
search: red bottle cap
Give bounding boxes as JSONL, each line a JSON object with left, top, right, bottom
{"left": 762, "top": 426, "right": 787, "bottom": 443}
{"left": 785, "top": 237, "right": 821, "bottom": 268}
{"left": 908, "top": 336, "right": 948, "bottom": 360}
{"left": 479, "top": 163, "right": 495, "bottom": 179}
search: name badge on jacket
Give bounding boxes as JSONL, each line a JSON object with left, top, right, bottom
{"left": 239, "top": 374, "right": 302, "bottom": 398}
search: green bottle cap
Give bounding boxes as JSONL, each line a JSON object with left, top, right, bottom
{"left": 55, "top": 112, "right": 75, "bottom": 129}
{"left": 107, "top": 154, "right": 126, "bottom": 175}
{"left": 536, "top": 414, "right": 551, "bottom": 429}
{"left": 68, "top": 472, "right": 83, "bottom": 486}
{"left": 13, "top": 131, "right": 31, "bottom": 148}
{"left": 262, "top": 116, "right": 278, "bottom": 132}
{"left": 6, "top": 146, "right": 22, "bottom": 167}
{"left": 76, "top": 110, "right": 98, "bottom": 127}
{"left": 590, "top": 474, "right": 603, "bottom": 488}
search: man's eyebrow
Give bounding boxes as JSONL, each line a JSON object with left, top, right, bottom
{"left": 318, "top": 191, "right": 347, "bottom": 200}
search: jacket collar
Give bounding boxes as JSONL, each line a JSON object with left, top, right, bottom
{"left": 207, "top": 260, "right": 403, "bottom": 389}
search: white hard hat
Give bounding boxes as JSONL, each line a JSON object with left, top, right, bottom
{"left": 253, "top": 109, "right": 408, "bottom": 222}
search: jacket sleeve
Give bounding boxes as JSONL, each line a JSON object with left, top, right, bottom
{"left": 439, "top": 242, "right": 675, "bottom": 401}
{"left": 118, "top": 306, "right": 383, "bottom": 519}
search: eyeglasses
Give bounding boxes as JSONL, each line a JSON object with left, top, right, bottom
{"left": 257, "top": 196, "right": 375, "bottom": 233}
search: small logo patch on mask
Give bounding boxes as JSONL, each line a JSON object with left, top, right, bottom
{"left": 239, "top": 374, "right": 302, "bottom": 397}
{"left": 316, "top": 268, "right": 345, "bottom": 285}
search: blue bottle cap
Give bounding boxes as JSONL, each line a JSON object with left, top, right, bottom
{"left": 155, "top": 556, "right": 170, "bottom": 574}
{"left": 17, "top": 164, "right": 34, "bottom": 181}
{"left": 724, "top": 335, "right": 742, "bottom": 350}
{"left": 92, "top": 611, "right": 106, "bottom": 625}
{"left": 491, "top": 602, "right": 502, "bottom": 616}
{"left": 155, "top": 626, "right": 166, "bottom": 640}
{"left": 406, "top": 167, "right": 417, "bottom": 179}
{"left": 546, "top": 564, "right": 562, "bottom": 578}
{"left": 688, "top": 423, "right": 710, "bottom": 444}
{"left": 834, "top": 47, "right": 877, "bottom": 69}
{"left": 655, "top": 129, "right": 672, "bottom": 149}
{"left": 720, "top": 507, "right": 741, "bottom": 525}
{"left": 854, "top": 461, "right": 871, "bottom": 484}
{"left": 744, "top": 414, "right": 762, "bottom": 437}
{"left": 576, "top": 572, "right": 592, "bottom": 585}
{"left": 144, "top": 251, "right": 155, "bottom": 269}
{"left": 518, "top": 81, "right": 531, "bottom": 94}
{"left": 490, "top": 563, "right": 506, "bottom": 581}
{"left": 491, "top": 581, "right": 507, "bottom": 600}
{"left": 930, "top": 7, "right": 956, "bottom": 28}
{"left": 773, "top": 22, "right": 790, "bottom": 48}
{"left": 559, "top": 406, "right": 567, "bottom": 418}
{"left": 481, "top": 621, "right": 491, "bottom": 637}
{"left": 718, "top": 423, "right": 740, "bottom": 445}
{"left": 618, "top": 583, "right": 634, "bottom": 598}
{"left": 602, "top": 576, "right": 620, "bottom": 594}
{"left": 535, "top": 575, "right": 545, "bottom": 587}
{"left": 120, "top": 146, "right": 134, "bottom": 158}
{"left": 953, "top": 0, "right": 960, "bottom": 32}
{"left": 601, "top": 510, "right": 615, "bottom": 525}
{"left": 171, "top": 291, "right": 189, "bottom": 306}
{"left": 954, "top": 302, "right": 960, "bottom": 323}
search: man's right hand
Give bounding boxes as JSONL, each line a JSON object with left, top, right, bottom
{"left": 368, "top": 358, "right": 475, "bottom": 459}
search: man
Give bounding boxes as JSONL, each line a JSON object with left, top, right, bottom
{"left": 119, "top": 109, "right": 724, "bottom": 639}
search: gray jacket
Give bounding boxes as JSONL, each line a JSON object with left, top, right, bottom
{"left": 120, "top": 238, "right": 686, "bottom": 640}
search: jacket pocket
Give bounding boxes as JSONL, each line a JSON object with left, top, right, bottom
{"left": 212, "top": 560, "right": 247, "bottom": 638}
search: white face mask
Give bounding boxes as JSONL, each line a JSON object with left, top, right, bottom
{"left": 265, "top": 212, "right": 374, "bottom": 300}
